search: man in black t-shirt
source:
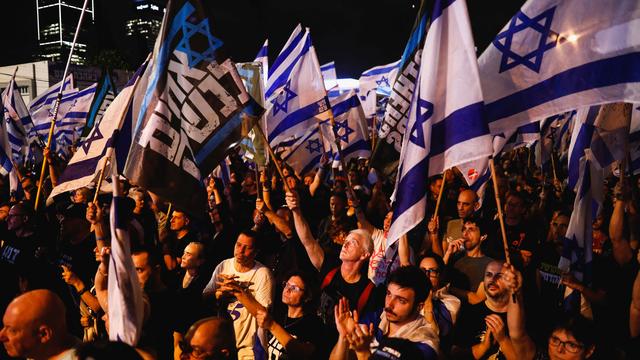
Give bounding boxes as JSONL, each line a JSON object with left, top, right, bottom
{"left": 286, "top": 191, "right": 381, "bottom": 329}
{"left": 162, "top": 210, "right": 197, "bottom": 271}
{"left": 452, "top": 260, "right": 514, "bottom": 360}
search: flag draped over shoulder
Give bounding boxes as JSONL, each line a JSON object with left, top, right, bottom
{"left": 108, "top": 159, "right": 145, "bottom": 345}
{"left": 387, "top": 0, "right": 492, "bottom": 247}
{"left": 125, "top": 0, "right": 260, "bottom": 216}
{"left": 48, "top": 60, "right": 149, "bottom": 201}
{"left": 265, "top": 25, "right": 330, "bottom": 149}
{"left": 479, "top": 0, "right": 640, "bottom": 135}
{"left": 358, "top": 60, "right": 400, "bottom": 119}
{"left": 370, "top": 0, "right": 428, "bottom": 176}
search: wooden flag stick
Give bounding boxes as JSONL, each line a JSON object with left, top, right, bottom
{"left": 92, "top": 156, "right": 110, "bottom": 204}
{"left": 550, "top": 151, "right": 558, "bottom": 181}
{"left": 434, "top": 169, "right": 448, "bottom": 217}
{"left": 489, "top": 158, "right": 511, "bottom": 265}
{"left": 34, "top": 0, "right": 90, "bottom": 210}
{"left": 253, "top": 121, "right": 292, "bottom": 193}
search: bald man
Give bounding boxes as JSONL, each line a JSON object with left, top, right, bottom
{"left": 176, "top": 317, "right": 237, "bottom": 360}
{"left": 428, "top": 189, "right": 479, "bottom": 257}
{"left": 0, "top": 289, "right": 78, "bottom": 359}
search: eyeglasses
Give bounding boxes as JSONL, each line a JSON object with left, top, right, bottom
{"left": 178, "top": 340, "right": 214, "bottom": 359}
{"left": 549, "top": 335, "right": 584, "bottom": 354}
{"left": 282, "top": 281, "right": 305, "bottom": 293}
{"left": 421, "top": 268, "right": 440, "bottom": 277}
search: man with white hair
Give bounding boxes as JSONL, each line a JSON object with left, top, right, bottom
{"left": 286, "top": 191, "right": 381, "bottom": 328}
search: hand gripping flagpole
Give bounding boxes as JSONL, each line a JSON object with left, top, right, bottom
{"left": 34, "top": 0, "right": 90, "bottom": 210}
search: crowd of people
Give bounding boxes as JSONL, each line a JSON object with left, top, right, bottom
{"left": 0, "top": 147, "right": 639, "bottom": 360}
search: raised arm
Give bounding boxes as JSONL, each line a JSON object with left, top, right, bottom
{"left": 257, "top": 198, "right": 293, "bottom": 238}
{"left": 350, "top": 190, "right": 375, "bottom": 234}
{"left": 309, "top": 154, "right": 328, "bottom": 197}
{"left": 286, "top": 190, "right": 324, "bottom": 270}
{"left": 504, "top": 264, "right": 535, "bottom": 360}
{"left": 609, "top": 181, "right": 634, "bottom": 265}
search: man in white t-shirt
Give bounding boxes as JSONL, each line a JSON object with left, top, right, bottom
{"left": 203, "top": 230, "right": 274, "bottom": 359}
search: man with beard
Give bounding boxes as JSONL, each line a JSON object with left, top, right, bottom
{"left": 452, "top": 260, "right": 515, "bottom": 360}
{"left": 444, "top": 216, "right": 494, "bottom": 302}
{"left": 331, "top": 266, "right": 439, "bottom": 359}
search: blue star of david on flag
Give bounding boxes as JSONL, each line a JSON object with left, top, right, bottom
{"left": 175, "top": 17, "right": 223, "bottom": 68}
{"left": 409, "top": 99, "right": 433, "bottom": 148}
{"left": 81, "top": 126, "right": 104, "bottom": 154}
{"left": 305, "top": 138, "right": 322, "bottom": 154}
{"left": 271, "top": 80, "right": 297, "bottom": 116}
{"left": 376, "top": 76, "right": 390, "bottom": 88}
{"left": 334, "top": 119, "right": 354, "bottom": 144}
{"left": 493, "top": 7, "right": 562, "bottom": 73}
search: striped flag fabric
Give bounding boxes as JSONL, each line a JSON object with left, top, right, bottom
{"left": 0, "top": 111, "right": 18, "bottom": 194}
{"left": 281, "top": 120, "right": 335, "bottom": 176}
{"left": 1, "top": 76, "right": 29, "bottom": 163}
{"left": 479, "top": 0, "right": 640, "bottom": 135}
{"left": 358, "top": 60, "right": 400, "bottom": 119}
{"left": 48, "top": 59, "right": 149, "bottom": 201}
{"left": 264, "top": 25, "right": 330, "bottom": 149}
{"left": 387, "top": 0, "right": 492, "bottom": 246}
{"left": 370, "top": 0, "right": 428, "bottom": 176}
{"left": 108, "top": 157, "right": 145, "bottom": 345}
{"left": 254, "top": 39, "right": 269, "bottom": 87}
{"left": 329, "top": 90, "right": 371, "bottom": 163}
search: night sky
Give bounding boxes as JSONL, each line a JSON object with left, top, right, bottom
{"left": 2, "top": 0, "right": 526, "bottom": 78}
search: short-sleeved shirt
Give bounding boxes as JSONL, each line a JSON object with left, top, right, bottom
{"left": 203, "top": 258, "right": 274, "bottom": 360}
{"left": 267, "top": 313, "right": 326, "bottom": 360}
{"left": 449, "top": 255, "right": 493, "bottom": 292}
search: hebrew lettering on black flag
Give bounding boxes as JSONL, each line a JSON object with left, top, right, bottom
{"left": 369, "top": 0, "right": 428, "bottom": 176}
{"left": 125, "top": 0, "right": 262, "bottom": 216}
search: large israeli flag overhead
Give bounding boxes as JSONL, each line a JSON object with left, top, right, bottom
{"left": 479, "top": 0, "right": 640, "bottom": 135}
{"left": 387, "top": 0, "right": 492, "bottom": 246}
{"left": 265, "top": 25, "right": 329, "bottom": 148}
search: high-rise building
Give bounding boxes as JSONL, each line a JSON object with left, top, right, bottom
{"left": 36, "top": 0, "right": 95, "bottom": 65}
{"left": 126, "top": 0, "right": 165, "bottom": 51}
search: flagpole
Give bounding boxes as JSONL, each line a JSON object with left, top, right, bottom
{"left": 434, "top": 169, "right": 448, "bottom": 216}
{"left": 92, "top": 155, "right": 110, "bottom": 204}
{"left": 489, "top": 158, "right": 518, "bottom": 303}
{"left": 253, "top": 121, "right": 292, "bottom": 193}
{"left": 34, "top": 0, "right": 90, "bottom": 210}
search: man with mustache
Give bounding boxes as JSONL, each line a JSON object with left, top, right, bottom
{"left": 331, "top": 266, "right": 439, "bottom": 359}
{"left": 451, "top": 260, "right": 516, "bottom": 360}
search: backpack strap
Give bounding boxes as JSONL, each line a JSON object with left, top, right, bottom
{"left": 321, "top": 267, "right": 340, "bottom": 290}
{"left": 356, "top": 282, "right": 375, "bottom": 314}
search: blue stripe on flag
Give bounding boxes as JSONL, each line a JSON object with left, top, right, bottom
{"left": 331, "top": 95, "right": 360, "bottom": 118}
{"left": 486, "top": 52, "right": 640, "bottom": 123}
{"left": 361, "top": 63, "right": 400, "bottom": 77}
{"left": 430, "top": 102, "right": 487, "bottom": 155}
{"left": 268, "top": 100, "right": 326, "bottom": 141}
{"left": 269, "top": 30, "right": 305, "bottom": 78}
{"left": 391, "top": 156, "right": 429, "bottom": 222}
{"left": 265, "top": 35, "right": 312, "bottom": 100}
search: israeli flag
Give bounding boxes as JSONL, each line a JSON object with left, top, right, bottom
{"left": 282, "top": 120, "right": 334, "bottom": 176}
{"left": 0, "top": 113, "right": 18, "bottom": 193}
{"left": 255, "top": 39, "right": 269, "bottom": 86}
{"left": 387, "top": 0, "right": 492, "bottom": 246}
{"left": 321, "top": 61, "right": 337, "bottom": 82}
{"left": 630, "top": 104, "right": 640, "bottom": 175}
{"left": 48, "top": 60, "right": 148, "bottom": 201}
{"left": 265, "top": 24, "right": 305, "bottom": 100}
{"left": 28, "top": 74, "right": 74, "bottom": 140}
{"left": 1, "top": 76, "right": 29, "bottom": 162}
{"left": 265, "top": 25, "right": 330, "bottom": 148}
{"left": 480, "top": 0, "right": 640, "bottom": 135}
{"left": 358, "top": 60, "right": 400, "bottom": 118}
{"left": 330, "top": 90, "right": 371, "bottom": 163}
{"left": 558, "top": 155, "right": 597, "bottom": 316}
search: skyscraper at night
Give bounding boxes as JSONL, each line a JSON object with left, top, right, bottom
{"left": 36, "top": 0, "right": 95, "bottom": 65}
{"left": 126, "top": 0, "right": 165, "bottom": 51}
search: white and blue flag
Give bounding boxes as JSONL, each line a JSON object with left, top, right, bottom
{"left": 265, "top": 25, "right": 330, "bottom": 148}
{"left": 282, "top": 120, "right": 334, "bottom": 176}
{"left": 330, "top": 90, "right": 371, "bottom": 163}
{"left": 387, "top": 0, "right": 493, "bottom": 246}
{"left": 48, "top": 60, "right": 149, "bottom": 200}
{"left": 254, "top": 39, "right": 269, "bottom": 87}
{"left": 321, "top": 61, "right": 337, "bottom": 82}
{"left": 358, "top": 60, "right": 400, "bottom": 119}
{"left": 479, "top": 0, "right": 640, "bottom": 135}
{"left": 1, "top": 75, "right": 30, "bottom": 163}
